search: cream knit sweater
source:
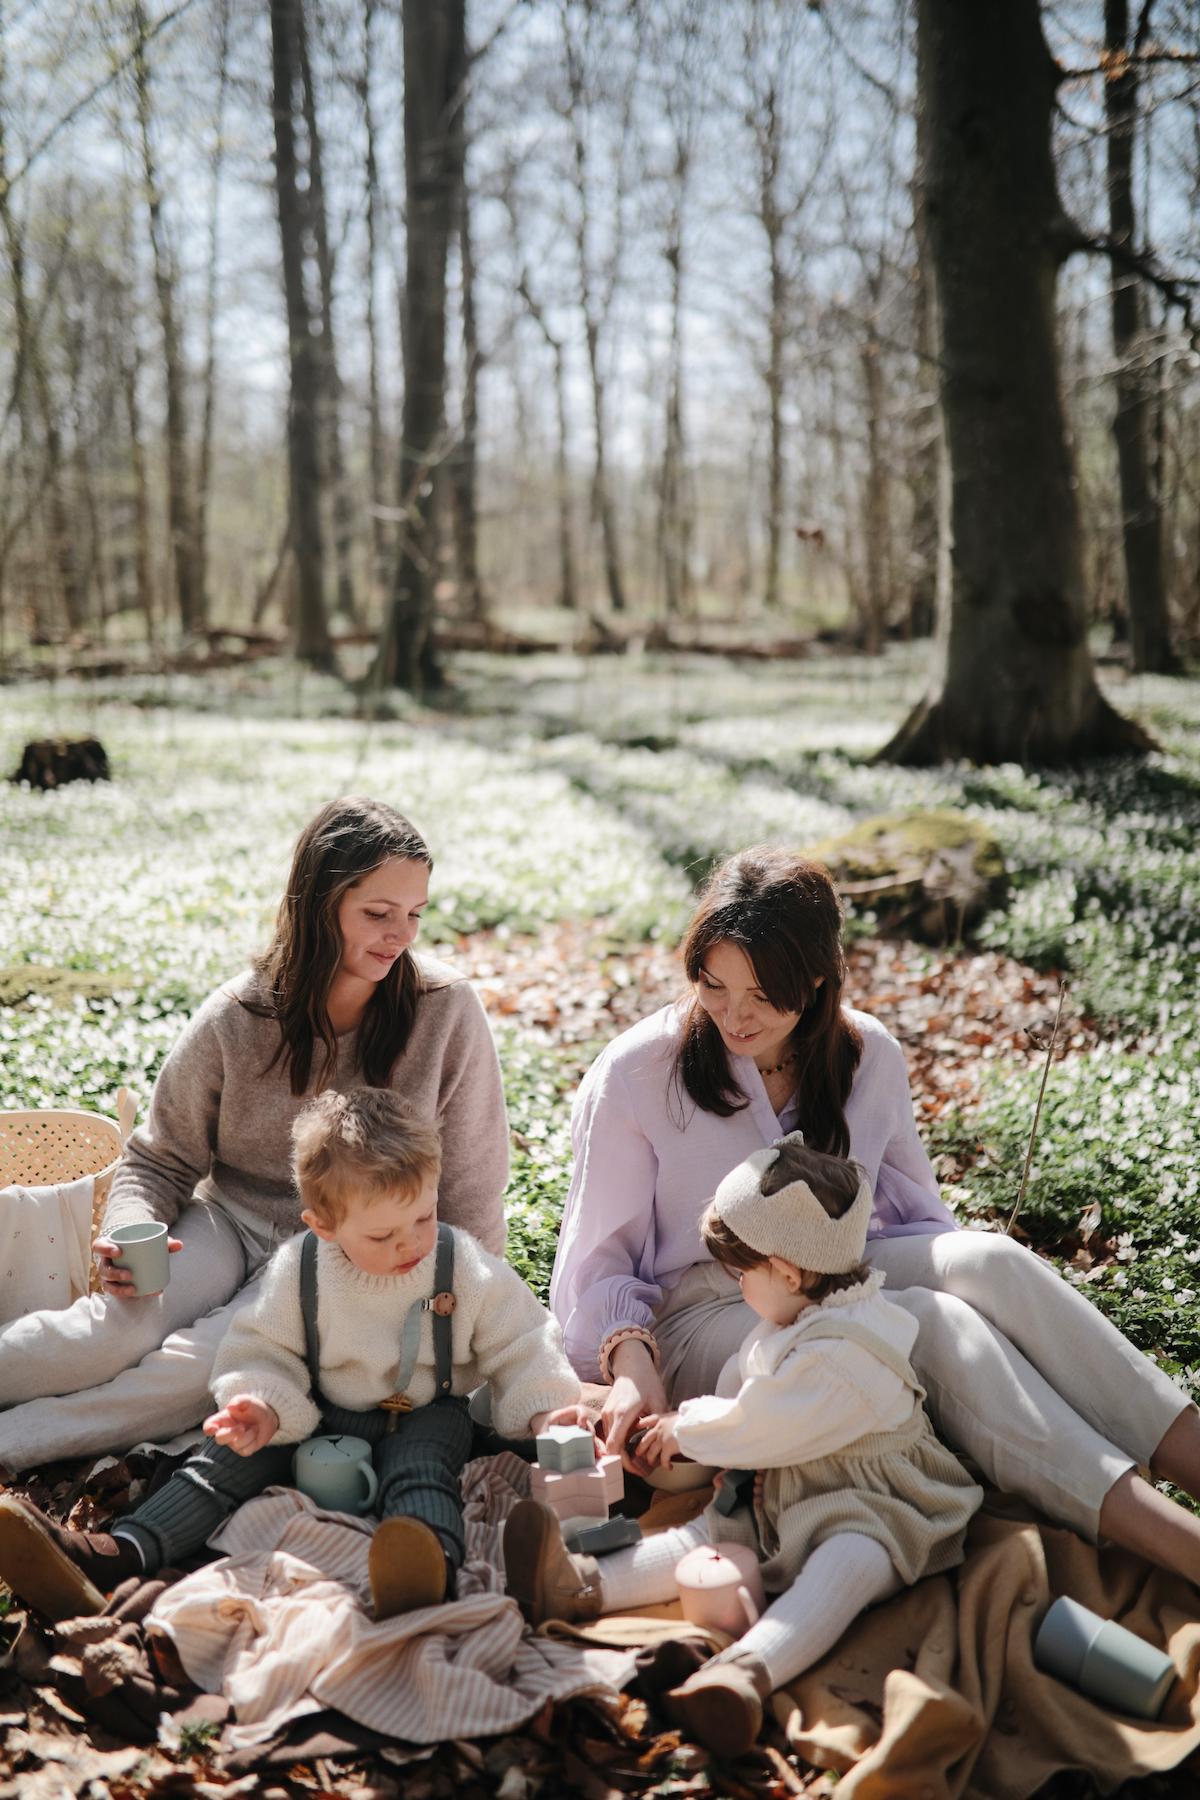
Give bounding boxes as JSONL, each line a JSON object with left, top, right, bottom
{"left": 104, "top": 959, "right": 508, "bottom": 1256}
{"left": 210, "top": 1226, "right": 581, "bottom": 1443}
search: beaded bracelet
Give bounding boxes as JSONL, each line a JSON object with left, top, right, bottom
{"left": 599, "top": 1324, "right": 662, "bottom": 1384}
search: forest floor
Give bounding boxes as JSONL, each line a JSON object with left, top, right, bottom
{"left": 2, "top": 646, "right": 1199, "bottom": 1796}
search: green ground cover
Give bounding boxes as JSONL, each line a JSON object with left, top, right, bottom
{"left": 2, "top": 648, "right": 1197, "bottom": 1394}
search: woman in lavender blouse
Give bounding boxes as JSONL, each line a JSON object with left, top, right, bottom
{"left": 550, "top": 847, "right": 1200, "bottom": 1585}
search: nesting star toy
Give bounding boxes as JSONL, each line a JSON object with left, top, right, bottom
{"left": 532, "top": 1425, "right": 623, "bottom": 1520}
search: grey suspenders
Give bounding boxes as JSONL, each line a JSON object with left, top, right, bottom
{"left": 299, "top": 1222, "right": 456, "bottom": 1412}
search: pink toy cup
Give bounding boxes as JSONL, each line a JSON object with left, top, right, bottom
{"left": 675, "top": 1543, "right": 765, "bottom": 1637}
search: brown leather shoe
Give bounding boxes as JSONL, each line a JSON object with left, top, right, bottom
{"left": 368, "top": 1516, "right": 448, "bottom": 1620}
{"left": 0, "top": 1496, "right": 142, "bottom": 1621}
{"left": 503, "top": 1499, "right": 603, "bottom": 1627}
{"left": 663, "top": 1651, "right": 773, "bottom": 1759}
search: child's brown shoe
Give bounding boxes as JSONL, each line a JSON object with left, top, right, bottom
{"left": 369, "top": 1516, "right": 448, "bottom": 1620}
{"left": 0, "top": 1496, "right": 142, "bottom": 1621}
{"left": 503, "top": 1498, "right": 602, "bottom": 1627}
{"left": 663, "top": 1650, "right": 773, "bottom": 1759}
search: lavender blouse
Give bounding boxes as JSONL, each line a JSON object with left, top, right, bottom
{"left": 548, "top": 1002, "right": 957, "bottom": 1380}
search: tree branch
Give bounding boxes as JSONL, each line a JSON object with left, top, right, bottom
{"left": 1061, "top": 223, "right": 1200, "bottom": 346}
{"left": 3, "top": 0, "right": 201, "bottom": 195}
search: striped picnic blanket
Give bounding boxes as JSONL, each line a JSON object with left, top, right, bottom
{"left": 144, "top": 1451, "right": 635, "bottom": 1752}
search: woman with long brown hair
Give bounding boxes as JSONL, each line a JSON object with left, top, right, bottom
{"left": 0, "top": 797, "right": 508, "bottom": 1473}
{"left": 551, "top": 845, "right": 1200, "bottom": 1586}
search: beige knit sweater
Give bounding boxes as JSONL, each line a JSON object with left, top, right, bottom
{"left": 104, "top": 960, "right": 508, "bottom": 1255}
{"left": 211, "top": 1226, "right": 580, "bottom": 1443}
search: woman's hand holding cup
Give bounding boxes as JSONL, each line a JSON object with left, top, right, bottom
{"left": 203, "top": 1394, "right": 279, "bottom": 1456}
{"left": 93, "top": 1228, "right": 183, "bottom": 1299}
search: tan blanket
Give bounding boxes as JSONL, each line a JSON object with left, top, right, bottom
{"left": 568, "top": 1486, "right": 1200, "bottom": 1797}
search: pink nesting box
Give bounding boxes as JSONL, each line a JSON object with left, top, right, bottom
{"left": 530, "top": 1451, "right": 623, "bottom": 1519}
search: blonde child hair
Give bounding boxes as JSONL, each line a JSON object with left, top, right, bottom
{"left": 291, "top": 1087, "right": 442, "bottom": 1227}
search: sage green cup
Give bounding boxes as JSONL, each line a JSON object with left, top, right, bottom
{"left": 292, "top": 1435, "right": 379, "bottom": 1514}
{"left": 108, "top": 1221, "right": 171, "bottom": 1297}
{"left": 1034, "top": 1596, "right": 1177, "bottom": 1719}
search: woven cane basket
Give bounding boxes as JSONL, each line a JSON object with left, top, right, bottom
{"left": 0, "top": 1090, "right": 135, "bottom": 1289}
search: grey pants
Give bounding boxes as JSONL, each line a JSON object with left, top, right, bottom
{"left": 117, "top": 1396, "right": 474, "bottom": 1575}
{"left": 654, "top": 1230, "right": 1192, "bottom": 1543}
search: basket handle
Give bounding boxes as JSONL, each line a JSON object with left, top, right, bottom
{"left": 115, "top": 1087, "right": 137, "bottom": 1143}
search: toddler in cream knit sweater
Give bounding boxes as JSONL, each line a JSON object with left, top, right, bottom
{"left": 0, "top": 1087, "right": 584, "bottom": 1624}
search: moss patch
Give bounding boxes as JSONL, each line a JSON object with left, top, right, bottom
{"left": 807, "top": 810, "right": 1008, "bottom": 941}
{"left": 0, "top": 965, "right": 130, "bottom": 1008}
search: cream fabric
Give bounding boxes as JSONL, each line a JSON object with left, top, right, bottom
{"left": 0, "top": 1176, "right": 95, "bottom": 1322}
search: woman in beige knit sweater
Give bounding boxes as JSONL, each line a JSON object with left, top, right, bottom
{"left": 0, "top": 797, "right": 509, "bottom": 1473}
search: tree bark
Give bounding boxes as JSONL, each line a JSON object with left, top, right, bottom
{"left": 269, "top": 0, "right": 334, "bottom": 670}
{"left": 196, "top": 0, "right": 230, "bottom": 616}
{"left": 450, "top": 171, "right": 488, "bottom": 620}
{"left": 297, "top": 4, "right": 357, "bottom": 625}
{"left": 131, "top": 0, "right": 204, "bottom": 636}
{"left": 1103, "top": 0, "right": 1178, "bottom": 673}
{"left": 361, "top": 0, "right": 388, "bottom": 603}
{"left": 372, "top": 0, "right": 465, "bottom": 692}
{"left": 881, "top": 0, "right": 1152, "bottom": 766}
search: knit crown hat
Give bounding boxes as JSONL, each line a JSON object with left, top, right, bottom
{"left": 712, "top": 1132, "right": 873, "bottom": 1273}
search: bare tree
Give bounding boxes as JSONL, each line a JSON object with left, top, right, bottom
{"left": 372, "top": 0, "right": 466, "bottom": 692}
{"left": 269, "top": 0, "right": 334, "bottom": 670}
{"left": 298, "top": 5, "right": 357, "bottom": 624}
{"left": 360, "top": 0, "right": 389, "bottom": 604}
{"left": 738, "top": 0, "right": 825, "bottom": 611}
{"left": 1103, "top": 0, "right": 1179, "bottom": 671}
{"left": 195, "top": 0, "right": 230, "bottom": 614}
{"left": 883, "top": 0, "right": 1150, "bottom": 765}
{"left": 558, "top": 0, "right": 639, "bottom": 615}
{"left": 130, "top": 0, "right": 204, "bottom": 636}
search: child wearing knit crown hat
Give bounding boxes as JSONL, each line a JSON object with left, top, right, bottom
{"left": 505, "top": 1132, "right": 982, "bottom": 1758}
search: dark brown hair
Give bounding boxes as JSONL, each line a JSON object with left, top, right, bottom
{"left": 675, "top": 848, "right": 862, "bottom": 1152}
{"left": 701, "top": 1142, "right": 869, "bottom": 1303}
{"left": 249, "top": 797, "right": 433, "bottom": 1095}
{"left": 293, "top": 1087, "right": 442, "bottom": 1225}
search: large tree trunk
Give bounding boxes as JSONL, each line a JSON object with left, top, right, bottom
{"left": 907, "top": 81, "right": 941, "bottom": 640}
{"left": 131, "top": 0, "right": 204, "bottom": 637}
{"left": 881, "top": 0, "right": 1151, "bottom": 766}
{"left": 1103, "top": 0, "right": 1178, "bottom": 674}
{"left": 269, "top": 0, "right": 334, "bottom": 670}
{"left": 372, "top": 0, "right": 465, "bottom": 692}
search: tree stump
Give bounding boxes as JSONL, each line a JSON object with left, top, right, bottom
{"left": 10, "top": 737, "right": 110, "bottom": 790}
{"left": 807, "top": 809, "right": 1007, "bottom": 944}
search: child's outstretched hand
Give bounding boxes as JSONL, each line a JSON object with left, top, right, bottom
{"left": 203, "top": 1394, "right": 279, "bottom": 1456}
{"left": 529, "top": 1402, "right": 593, "bottom": 1438}
{"left": 630, "top": 1410, "right": 682, "bottom": 1474}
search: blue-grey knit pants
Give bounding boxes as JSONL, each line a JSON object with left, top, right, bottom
{"left": 116, "top": 1397, "right": 474, "bottom": 1575}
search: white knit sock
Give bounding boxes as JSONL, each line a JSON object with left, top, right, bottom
{"left": 722, "top": 1533, "right": 899, "bottom": 1693}
{"left": 598, "top": 1518, "right": 710, "bottom": 1612}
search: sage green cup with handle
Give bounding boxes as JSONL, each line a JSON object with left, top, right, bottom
{"left": 108, "top": 1221, "right": 171, "bottom": 1297}
{"left": 292, "top": 1434, "right": 379, "bottom": 1514}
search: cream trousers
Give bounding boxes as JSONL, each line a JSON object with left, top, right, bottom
{"left": 654, "top": 1230, "right": 1192, "bottom": 1541}
{"left": 0, "top": 1199, "right": 290, "bottom": 1473}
